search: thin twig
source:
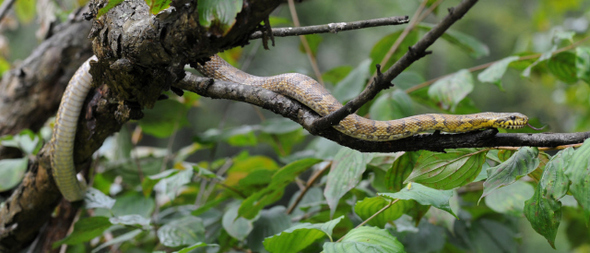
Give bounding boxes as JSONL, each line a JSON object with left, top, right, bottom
{"left": 249, "top": 16, "right": 410, "bottom": 40}
{"left": 287, "top": 0, "right": 324, "bottom": 85}
{"left": 286, "top": 161, "right": 331, "bottom": 214}
{"left": 406, "top": 34, "right": 590, "bottom": 93}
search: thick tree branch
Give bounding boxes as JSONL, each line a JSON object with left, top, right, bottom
{"left": 175, "top": 73, "right": 589, "bottom": 152}
{"left": 310, "top": 0, "right": 479, "bottom": 132}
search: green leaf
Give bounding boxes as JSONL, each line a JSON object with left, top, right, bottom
{"left": 404, "top": 148, "right": 487, "bottom": 190}
{"left": 575, "top": 47, "right": 590, "bottom": 84}
{"left": 260, "top": 118, "right": 302, "bottom": 134}
{"left": 15, "top": 0, "right": 36, "bottom": 23}
{"left": 370, "top": 29, "right": 419, "bottom": 73}
{"left": 223, "top": 203, "right": 254, "bottom": 241}
{"left": 155, "top": 168, "right": 193, "bottom": 201}
{"left": 268, "top": 16, "right": 292, "bottom": 27}
{"left": 428, "top": 69, "right": 474, "bottom": 111}
{"left": 112, "top": 192, "right": 155, "bottom": 218}
{"left": 145, "top": 0, "right": 172, "bottom": 14}
{"left": 385, "top": 152, "right": 418, "bottom": 192}
{"left": 354, "top": 196, "right": 410, "bottom": 227}
{"left": 485, "top": 180, "right": 534, "bottom": 216}
{"left": 238, "top": 158, "right": 322, "bottom": 219}
{"left": 482, "top": 147, "right": 539, "bottom": 199}
{"left": 547, "top": 51, "right": 578, "bottom": 83}
{"left": 85, "top": 187, "right": 116, "bottom": 209}
{"left": 91, "top": 229, "right": 143, "bottom": 253}
{"left": 109, "top": 215, "right": 151, "bottom": 229}
{"left": 333, "top": 59, "right": 371, "bottom": 102}
{"left": 174, "top": 242, "right": 216, "bottom": 253}
{"left": 247, "top": 206, "right": 293, "bottom": 252}
{"left": 322, "top": 65, "right": 353, "bottom": 86}
{"left": 477, "top": 56, "right": 520, "bottom": 91}
{"left": 323, "top": 226, "right": 404, "bottom": 253}
{"left": 564, "top": 138, "right": 590, "bottom": 225}
{"left": 324, "top": 148, "right": 374, "bottom": 217}
{"left": 197, "top": 0, "right": 243, "bottom": 35}
{"left": 417, "top": 24, "right": 489, "bottom": 58}
{"left": 97, "top": 0, "right": 125, "bottom": 17}
{"left": 139, "top": 100, "right": 189, "bottom": 138}
{"left": 522, "top": 46, "right": 556, "bottom": 78}
{"left": 380, "top": 183, "right": 456, "bottom": 218}
{"left": 0, "top": 158, "right": 28, "bottom": 191}
{"left": 157, "top": 216, "right": 205, "bottom": 247}
{"left": 263, "top": 216, "right": 343, "bottom": 253}
{"left": 369, "top": 89, "right": 414, "bottom": 121}
{"left": 53, "top": 217, "right": 112, "bottom": 247}
{"left": 524, "top": 148, "right": 573, "bottom": 249}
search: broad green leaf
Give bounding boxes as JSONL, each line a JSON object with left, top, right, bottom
{"left": 547, "top": 52, "right": 578, "bottom": 83}
{"left": 298, "top": 34, "right": 323, "bottom": 57}
{"left": 385, "top": 151, "right": 417, "bottom": 192}
{"left": 325, "top": 148, "right": 374, "bottom": 217}
{"left": 0, "top": 158, "right": 27, "bottom": 191}
{"left": 323, "top": 66, "right": 353, "bottom": 86}
{"left": 354, "top": 196, "right": 411, "bottom": 227}
{"left": 370, "top": 29, "right": 419, "bottom": 73}
{"left": 145, "top": 0, "right": 172, "bottom": 14}
{"left": 369, "top": 89, "right": 414, "bottom": 121}
{"left": 97, "top": 0, "right": 125, "bottom": 17}
{"left": 112, "top": 192, "right": 155, "bottom": 218}
{"left": 523, "top": 149, "right": 573, "bottom": 250}
{"left": 91, "top": 229, "right": 142, "bottom": 253}
{"left": 482, "top": 147, "right": 539, "bottom": 199}
{"left": 333, "top": 59, "right": 371, "bottom": 102}
{"left": 323, "top": 226, "right": 404, "bottom": 253}
{"left": 380, "top": 183, "right": 456, "bottom": 218}
{"left": 174, "top": 242, "right": 216, "bottom": 253}
{"left": 263, "top": 216, "right": 344, "bottom": 253}
{"left": 417, "top": 24, "right": 489, "bottom": 58}
{"left": 223, "top": 203, "right": 254, "bottom": 241}
{"left": 247, "top": 206, "right": 293, "bottom": 252}
{"left": 452, "top": 218, "right": 519, "bottom": 253}
{"left": 404, "top": 148, "right": 487, "bottom": 190}
{"left": 522, "top": 46, "right": 556, "bottom": 78}
{"left": 260, "top": 118, "right": 302, "bottom": 134}
{"left": 485, "top": 180, "right": 534, "bottom": 216}
{"left": 268, "top": 16, "right": 292, "bottom": 27}
{"left": 142, "top": 169, "right": 176, "bottom": 196}
{"left": 564, "top": 138, "right": 590, "bottom": 225}
{"left": 392, "top": 71, "right": 426, "bottom": 90}
{"left": 155, "top": 168, "right": 193, "bottom": 201}
{"left": 238, "top": 158, "right": 321, "bottom": 219}
{"left": 576, "top": 47, "right": 590, "bottom": 84}
{"left": 109, "top": 215, "right": 151, "bottom": 229}
{"left": 225, "top": 155, "right": 278, "bottom": 187}
{"left": 139, "top": 99, "right": 189, "bottom": 138}
{"left": 428, "top": 69, "right": 474, "bottom": 111}
{"left": 157, "top": 216, "right": 205, "bottom": 247}
{"left": 85, "top": 187, "right": 116, "bottom": 209}
{"left": 53, "top": 217, "right": 112, "bottom": 247}
{"left": 197, "top": 0, "right": 243, "bottom": 35}
{"left": 477, "top": 56, "right": 520, "bottom": 91}
{"left": 391, "top": 219, "right": 446, "bottom": 253}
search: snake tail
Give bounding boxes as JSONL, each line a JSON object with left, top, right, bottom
{"left": 50, "top": 56, "right": 96, "bottom": 201}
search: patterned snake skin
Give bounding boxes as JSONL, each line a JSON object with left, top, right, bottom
{"left": 196, "top": 55, "right": 529, "bottom": 141}
{"left": 51, "top": 55, "right": 528, "bottom": 201}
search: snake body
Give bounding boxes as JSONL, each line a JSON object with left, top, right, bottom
{"left": 52, "top": 55, "right": 528, "bottom": 201}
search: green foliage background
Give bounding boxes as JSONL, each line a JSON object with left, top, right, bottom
{"left": 1, "top": 0, "right": 590, "bottom": 252}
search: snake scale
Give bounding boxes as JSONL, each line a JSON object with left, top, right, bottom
{"left": 51, "top": 55, "right": 529, "bottom": 201}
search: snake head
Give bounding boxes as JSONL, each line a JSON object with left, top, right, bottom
{"left": 492, "top": 112, "right": 529, "bottom": 129}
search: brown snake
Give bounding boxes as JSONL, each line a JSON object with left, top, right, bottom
{"left": 52, "top": 55, "right": 530, "bottom": 201}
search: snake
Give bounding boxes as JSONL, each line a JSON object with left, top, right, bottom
{"left": 51, "top": 54, "right": 531, "bottom": 201}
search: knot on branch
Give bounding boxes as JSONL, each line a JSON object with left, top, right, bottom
{"left": 373, "top": 64, "right": 394, "bottom": 89}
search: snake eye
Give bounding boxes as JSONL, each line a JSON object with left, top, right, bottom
{"left": 510, "top": 116, "right": 516, "bottom": 120}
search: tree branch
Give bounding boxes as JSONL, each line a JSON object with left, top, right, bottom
{"left": 310, "top": 0, "right": 479, "bottom": 132}
{"left": 175, "top": 73, "right": 589, "bottom": 152}
{"left": 249, "top": 16, "right": 410, "bottom": 39}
